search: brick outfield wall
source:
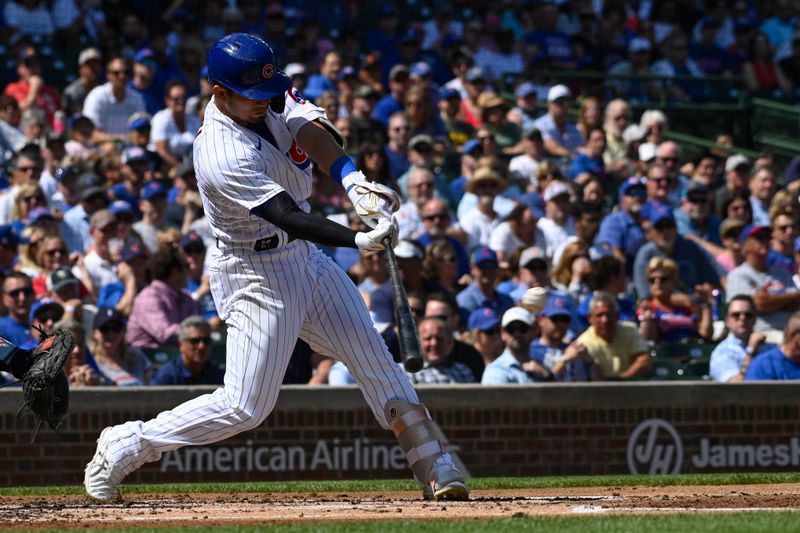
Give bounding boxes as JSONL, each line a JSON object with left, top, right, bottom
{"left": 1, "top": 383, "right": 799, "bottom": 487}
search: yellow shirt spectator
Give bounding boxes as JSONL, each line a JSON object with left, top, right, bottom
{"left": 577, "top": 321, "right": 649, "bottom": 377}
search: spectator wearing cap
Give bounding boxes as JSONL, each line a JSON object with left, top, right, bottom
{"left": 4, "top": 47, "right": 60, "bottom": 129}
{"left": 97, "top": 241, "right": 149, "bottom": 315}
{"left": 568, "top": 292, "right": 651, "bottom": 380}
{"left": 127, "top": 48, "right": 163, "bottom": 116}
{"left": 348, "top": 86, "right": 386, "bottom": 148}
{"left": 126, "top": 245, "right": 197, "bottom": 349}
{"left": 715, "top": 217, "right": 748, "bottom": 273}
{"left": 133, "top": 181, "right": 170, "bottom": 253}
{"left": 19, "top": 297, "right": 64, "bottom": 348}
{"left": 64, "top": 114, "right": 96, "bottom": 158}
{"left": 61, "top": 172, "right": 108, "bottom": 254}
{"left": 531, "top": 85, "right": 585, "bottom": 158}
{"left": 82, "top": 56, "right": 146, "bottom": 145}
{"left": 384, "top": 112, "right": 411, "bottom": 180}
{"left": 181, "top": 231, "right": 219, "bottom": 327}
{"left": 43, "top": 265, "right": 85, "bottom": 319}
{"left": 481, "top": 307, "right": 551, "bottom": 384}
{"left": 709, "top": 294, "right": 771, "bottom": 382}
{"left": 744, "top": 311, "right": 800, "bottom": 381}
{"left": 489, "top": 203, "right": 546, "bottom": 268}
{"left": 507, "top": 82, "right": 540, "bottom": 136}
{"left": 675, "top": 182, "right": 723, "bottom": 257}
{"left": 650, "top": 33, "right": 707, "bottom": 103}
{"left": 607, "top": 37, "right": 663, "bottom": 104}
{"left": 749, "top": 165, "right": 778, "bottom": 226}
{"left": 525, "top": 3, "right": 576, "bottom": 69}
{"left": 149, "top": 81, "right": 199, "bottom": 169}
{"left": 372, "top": 64, "right": 412, "bottom": 126}
{"left": 508, "top": 247, "right": 552, "bottom": 303}
{"left": 91, "top": 307, "right": 154, "bottom": 386}
{"left": 537, "top": 180, "right": 576, "bottom": 260}
{"left": 459, "top": 165, "right": 506, "bottom": 249}
{"left": 456, "top": 246, "right": 514, "bottom": 318}
{"left": 108, "top": 146, "right": 151, "bottom": 216}
{"left": 715, "top": 154, "right": 752, "bottom": 218}
{"left": 0, "top": 272, "right": 34, "bottom": 345}
{"left": 727, "top": 224, "right": 800, "bottom": 341}
{"left": 769, "top": 209, "right": 798, "bottom": 278}
{"left": 533, "top": 292, "right": 593, "bottom": 381}
{"left": 633, "top": 201, "right": 721, "bottom": 299}
{"left": 0, "top": 151, "right": 43, "bottom": 225}
{"left": 407, "top": 316, "right": 476, "bottom": 384}
{"left": 62, "top": 48, "right": 103, "bottom": 116}
{"left": 151, "top": 315, "right": 224, "bottom": 386}
{"left": 438, "top": 86, "right": 474, "bottom": 148}
{"left": 595, "top": 177, "right": 648, "bottom": 271}
{"left": 83, "top": 208, "right": 120, "bottom": 293}
{"left": 0, "top": 225, "right": 21, "bottom": 275}
{"left": 304, "top": 51, "right": 342, "bottom": 104}
{"left": 464, "top": 307, "right": 504, "bottom": 366}
{"left": 459, "top": 66, "right": 488, "bottom": 129}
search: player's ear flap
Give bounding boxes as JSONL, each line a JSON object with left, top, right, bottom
{"left": 270, "top": 94, "right": 286, "bottom": 114}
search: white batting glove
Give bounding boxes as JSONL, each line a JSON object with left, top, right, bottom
{"left": 342, "top": 171, "right": 401, "bottom": 229}
{"left": 355, "top": 216, "right": 398, "bottom": 253}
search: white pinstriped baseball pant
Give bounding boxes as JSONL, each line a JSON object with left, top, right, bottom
{"left": 102, "top": 240, "right": 419, "bottom": 479}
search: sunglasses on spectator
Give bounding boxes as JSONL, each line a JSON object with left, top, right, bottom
{"left": 648, "top": 275, "right": 670, "bottom": 284}
{"left": 729, "top": 311, "right": 754, "bottom": 319}
{"left": 654, "top": 222, "right": 676, "bottom": 231}
{"left": 108, "top": 69, "right": 127, "bottom": 77}
{"left": 99, "top": 323, "right": 124, "bottom": 334}
{"left": 16, "top": 166, "right": 37, "bottom": 173}
{"left": 45, "top": 247, "right": 68, "bottom": 256}
{"left": 6, "top": 287, "right": 33, "bottom": 298}
{"left": 550, "top": 315, "right": 571, "bottom": 324}
{"left": 392, "top": 126, "right": 410, "bottom": 132}
{"left": 504, "top": 324, "right": 530, "bottom": 335}
{"left": 36, "top": 310, "right": 63, "bottom": 323}
{"left": 423, "top": 213, "right": 449, "bottom": 222}
{"left": 775, "top": 224, "right": 794, "bottom": 232}
{"left": 185, "top": 336, "right": 212, "bottom": 346}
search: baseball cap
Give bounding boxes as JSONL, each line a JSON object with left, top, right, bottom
{"left": 0, "top": 225, "right": 21, "bottom": 248}
{"left": 514, "top": 82, "right": 537, "bottom": 99}
{"left": 54, "top": 164, "right": 82, "bottom": 183}
{"left": 682, "top": 181, "right": 709, "bottom": 201}
{"left": 471, "top": 246, "right": 498, "bottom": 268}
{"left": 393, "top": 239, "right": 424, "bottom": 260}
{"left": 547, "top": 84, "right": 572, "bottom": 103}
{"left": 643, "top": 201, "right": 675, "bottom": 226}
{"left": 409, "top": 61, "right": 432, "bottom": 78}
{"left": 78, "top": 47, "right": 101, "bottom": 66}
{"left": 465, "top": 66, "right": 485, "bottom": 83}
{"left": 628, "top": 37, "right": 652, "bottom": 53}
{"left": 468, "top": 307, "right": 500, "bottom": 332}
{"left": 47, "top": 267, "right": 79, "bottom": 292}
{"left": 127, "top": 113, "right": 151, "bottom": 131}
{"left": 622, "top": 124, "right": 647, "bottom": 146}
{"left": 719, "top": 217, "right": 747, "bottom": 239}
{"left": 439, "top": 87, "right": 460, "bottom": 100}
{"left": 519, "top": 246, "right": 547, "bottom": 270}
{"left": 409, "top": 134, "right": 434, "bottom": 151}
{"left": 140, "top": 181, "right": 167, "bottom": 201}
{"left": 67, "top": 112, "right": 94, "bottom": 132}
{"left": 543, "top": 181, "right": 570, "bottom": 202}
{"left": 541, "top": 293, "right": 572, "bottom": 319}
{"left": 27, "top": 207, "right": 54, "bottom": 226}
{"left": 461, "top": 138, "right": 481, "bottom": 156}
{"left": 90, "top": 209, "right": 115, "bottom": 230}
{"left": 389, "top": 64, "right": 409, "bottom": 81}
{"left": 29, "top": 298, "right": 64, "bottom": 324}
{"left": 122, "top": 146, "right": 148, "bottom": 165}
{"left": 134, "top": 48, "right": 157, "bottom": 66}
{"left": 180, "top": 231, "right": 205, "bottom": 250}
{"left": 93, "top": 307, "right": 126, "bottom": 330}
{"left": 501, "top": 306, "right": 534, "bottom": 328}
{"left": 725, "top": 153, "right": 751, "bottom": 173}
{"left": 120, "top": 242, "right": 147, "bottom": 262}
{"left": 639, "top": 142, "right": 657, "bottom": 162}
{"left": 338, "top": 65, "right": 357, "bottom": 81}
{"left": 619, "top": 177, "right": 647, "bottom": 197}
{"left": 78, "top": 173, "right": 106, "bottom": 201}
{"left": 109, "top": 200, "right": 133, "bottom": 216}
{"left": 477, "top": 92, "right": 505, "bottom": 110}
{"left": 739, "top": 224, "right": 771, "bottom": 244}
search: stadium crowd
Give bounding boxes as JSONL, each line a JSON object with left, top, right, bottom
{"left": 1, "top": 0, "right": 800, "bottom": 388}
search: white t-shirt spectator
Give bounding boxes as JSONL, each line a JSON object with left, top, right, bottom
{"left": 537, "top": 216, "right": 576, "bottom": 260}
{"left": 489, "top": 221, "right": 545, "bottom": 258}
{"left": 3, "top": 1, "right": 54, "bottom": 37}
{"left": 149, "top": 109, "right": 201, "bottom": 160}
{"left": 460, "top": 208, "right": 500, "bottom": 249}
{"left": 509, "top": 153, "right": 542, "bottom": 186}
{"left": 82, "top": 83, "right": 146, "bottom": 136}
{"left": 83, "top": 250, "right": 119, "bottom": 290}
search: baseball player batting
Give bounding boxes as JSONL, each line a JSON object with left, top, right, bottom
{"left": 84, "top": 33, "right": 469, "bottom": 502}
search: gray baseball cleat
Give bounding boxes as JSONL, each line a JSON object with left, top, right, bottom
{"left": 84, "top": 427, "right": 124, "bottom": 501}
{"left": 422, "top": 455, "right": 470, "bottom": 501}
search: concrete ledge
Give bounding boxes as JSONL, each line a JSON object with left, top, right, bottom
{"left": 3, "top": 382, "right": 799, "bottom": 414}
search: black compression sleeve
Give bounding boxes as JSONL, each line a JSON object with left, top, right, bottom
{"left": 250, "top": 191, "right": 357, "bottom": 248}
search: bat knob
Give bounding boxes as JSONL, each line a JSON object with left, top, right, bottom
{"left": 404, "top": 356, "right": 424, "bottom": 373}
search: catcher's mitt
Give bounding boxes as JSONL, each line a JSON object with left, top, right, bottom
{"left": 18, "top": 328, "right": 74, "bottom": 441}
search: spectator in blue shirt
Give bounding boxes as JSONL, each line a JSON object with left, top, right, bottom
{"left": 710, "top": 295, "right": 771, "bottom": 382}
{"left": 566, "top": 128, "right": 607, "bottom": 182}
{"left": 373, "top": 65, "right": 411, "bottom": 126}
{"left": 0, "top": 272, "right": 34, "bottom": 345}
{"left": 532, "top": 292, "right": 592, "bottom": 381}
{"left": 303, "top": 51, "right": 342, "bottom": 103}
{"left": 595, "top": 177, "right": 647, "bottom": 273}
{"left": 482, "top": 307, "right": 551, "bottom": 384}
{"left": 151, "top": 316, "right": 224, "bottom": 386}
{"left": 525, "top": 3, "right": 576, "bottom": 70}
{"left": 180, "top": 231, "right": 220, "bottom": 330}
{"left": 745, "top": 312, "right": 800, "bottom": 381}
{"left": 674, "top": 182, "right": 722, "bottom": 256}
{"left": 456, "top": 247, "right": 514, "bottom": 321}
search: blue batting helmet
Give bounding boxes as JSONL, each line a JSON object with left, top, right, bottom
{"left": 207, "top": 33, "right": 291, "bottom": 100}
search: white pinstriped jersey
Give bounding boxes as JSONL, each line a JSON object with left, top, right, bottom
{"left": 193, "top": 89, "right": 324, "bottom": 244}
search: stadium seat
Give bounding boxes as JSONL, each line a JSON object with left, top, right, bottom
{"left": 651, "top": 339, "right": 717, "bottom": 362}
{"left": 141, "top": 346, "right": 181, "bottom": 368}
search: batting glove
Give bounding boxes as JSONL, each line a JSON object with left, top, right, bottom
{"left": 355, "top": 215, "right": 398, "bottom": 253}
{"left": 342, "top": 171, "right": 401, "bottom": 229}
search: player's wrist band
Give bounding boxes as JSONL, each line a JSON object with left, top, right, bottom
{"left": 330, "top": 155, "right": 357, "bottom": 185}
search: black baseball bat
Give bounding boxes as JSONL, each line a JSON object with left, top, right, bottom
{"left": 382, "top": 236, "right": 424, "bottom": 372}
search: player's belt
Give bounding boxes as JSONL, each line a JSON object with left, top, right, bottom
{"left": 216, "top": 234, "right": 296, "bottom": 253}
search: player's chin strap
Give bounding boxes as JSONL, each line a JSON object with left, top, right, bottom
{"left": 385, "top": 400, "right": 466, "bottom": 487}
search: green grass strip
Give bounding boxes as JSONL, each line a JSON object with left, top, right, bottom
{"left": 23, "top": 511, "right": 800, "bottom": 533}
{"left": 4, "top": 472, "right": 800, "bottom": 497}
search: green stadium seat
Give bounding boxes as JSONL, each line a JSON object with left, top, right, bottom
{"left": 651, "top": 340, "right": 717, "bottom": 361}
{"left": 141, "top": 346, "right": 181, "bottom": 368}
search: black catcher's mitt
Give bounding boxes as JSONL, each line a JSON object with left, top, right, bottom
{"left": 19, "top": 328, "right": 74, "bottom": 441}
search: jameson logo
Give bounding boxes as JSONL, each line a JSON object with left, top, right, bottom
{"left": 160, "top": 439, "right": 406, "bottom": 473}
{"left": 627, "top": 418, "right": 800, "bottom": 474}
